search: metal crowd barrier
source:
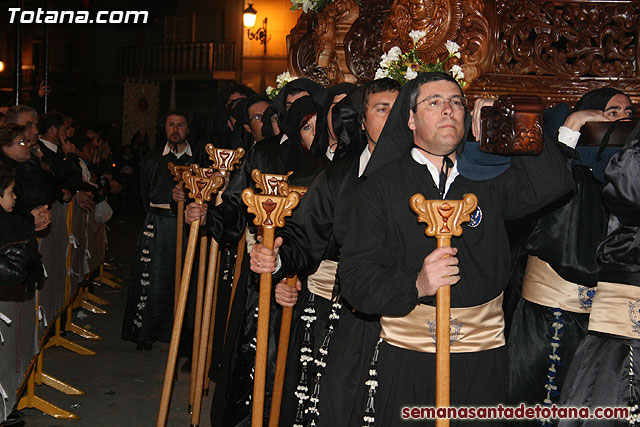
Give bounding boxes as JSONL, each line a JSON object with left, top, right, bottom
{"left": 0, "top": 196, "right": 111, "bottom": 422}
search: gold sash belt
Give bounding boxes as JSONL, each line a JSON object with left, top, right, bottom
{"left": 588, "top": 282, "right": 640, "bottom": 339}
{"left": 380, "top": 293, "right": 505, "bottom": 353}
{"left": 307, "top": 260, "right": 337, "bottom": 301}
{"left": 522, "top": 256, "right": 596, "bottom": 313}
{"left": 149, "top": 202, "right": 171, "bottom": 210}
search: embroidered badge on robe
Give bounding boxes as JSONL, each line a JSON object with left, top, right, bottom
{"left": 468, "top": 206, "right": 482, "bottom": 228}
{"left": 577, "top": 286, "right": 596, "bottom": 311}
{"left": 427, "top": 317, "right": 463, "bottom": 345}
{"left": 628, "top": 299, "right": 640, "bottom": 336}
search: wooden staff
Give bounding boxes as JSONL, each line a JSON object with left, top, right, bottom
{"left": 187, "top": 165, "right": 219, "bottom": 415}
{"left": 242, "top": 186, "right": 300, "bottom": 427}
{"left": 157, "top": 171, "right": 225, "bottom": 427}
{"left": 191, "top": 150, "right": 244, "bottom": 423}
{"left": 251, "top": 169, "right": 294, "bottom": 196}
{"left": 268, "top": 183, "right": 307, "bottom": 427}
{"left": 410, "top": 193, "right": 478, "bottom": 427}
{"left": 224, "top": 230, "right": 246, "bottom": 345}
{"left": 168, "top": 163, "right": 192, "bottom": 315}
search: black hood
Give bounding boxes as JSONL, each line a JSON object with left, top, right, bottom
{"left": 313, "top": 82, "right": 358, "bottom": 162}
{"left": 363, "top": 73, "right": 470, "bottom": 178}
{"left": 271, "top": 78, "right": 324, "bottom": 118}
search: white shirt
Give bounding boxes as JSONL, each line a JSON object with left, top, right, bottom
{"left": 358, "top": 145, "right": 372, "bottom": 177}
{"left": 411, "top": 148, "right": 459, "bottom": 197}
{"left": 39, "top": 137, "right": 58, "bottom": 153}
{"left": 162, "top": 142, "right": 192, "bottom": 159}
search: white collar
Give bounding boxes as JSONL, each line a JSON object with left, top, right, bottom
{"left": 40, "top": 137, "right": 58, "bottom": 153}
{"left": 326, "top": 145, "right": 335, "bottom": 161}
{"left": 358, "top": 146, "right": 373, "bottom": 177}
{"left": 162, "top": 142, "right": 192, "bottom": 159}
{"left": 411, "top": 148, "right": 459, "bottom": 197}
{"left": 279, "top": 134, "right": 288, "bottom": 145}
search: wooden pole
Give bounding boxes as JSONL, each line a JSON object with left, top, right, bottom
{"left": 268, "top": 275, "right": 298, "bottom": 427}
{"left": 188, "top": 232, "right": 208, "bottom": 415}
{"left": 168, "top": 163, "right": 192, "bottom": 316}
{"left": 175, "top": 199, "right": 184, "bottom": 314}
{"left": 241, "top": 186, "right": 300, "bottom": 427}
{"left": 409, "top": 193, "right": 478, "bottom": 427}
{"left": 252, "top": 226, "right": 275, "bottom": 427}
{"left": 190, "top": 236, "right": 220, "bottom": 426}
{"left": 157, "top": 171, "right": 224, "bottom": 427}
{"left": 224, "top": 230, "right": 246, "bottom": 346}
{"left": 203, "top": 243, "right": 221, "bottom": 397}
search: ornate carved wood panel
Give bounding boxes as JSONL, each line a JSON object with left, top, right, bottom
{"left": 287, "top": 0, "right": 640, "bottom": 105}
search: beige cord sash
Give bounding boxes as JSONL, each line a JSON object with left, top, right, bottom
{"left": 588, "top": 282, "right": 640, "bottom": 339}
{"left": 380, "top": 293, "right": 505, "bottom": 353}
{"left": 522, "top": 256, "right": 596, "bottom": 313}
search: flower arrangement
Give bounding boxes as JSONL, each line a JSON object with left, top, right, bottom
{"left": 265, "top": 71, "right": 298, "bottom": 100}
{"left": 290, "top": 0, "right": 333, "bottom": 14}
{"left": 374, "top": 31, "right": 466, "bottom": 87}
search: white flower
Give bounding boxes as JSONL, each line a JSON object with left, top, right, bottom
{"left": 405, "top": 66, "right": 418, "bottom": 81}
{"left": 409, "top": 30, "right": 426, "bottom": 46}
{"left": 375, "top": 68, "right": 389, "bottom": 79}
{"left": 450, "top": 64, "right": 464, "bottom": 80}
{"left": 276, "top": 71, "right": 291, "bottom": 85}
{"left": 301, "top": 0, "right": 315, "bottom": 13}
{"left": 387, "top": 46, "right": 402, "bottom": 61}
{"left": 266, "top": 86, "right": 275, "bottom": 95}
{"left": 445, "top": 40, "right": 461, "bottom": 58}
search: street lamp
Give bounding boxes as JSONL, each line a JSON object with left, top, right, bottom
{"left": 0, "top": 59, "right": 5, "bottom": 73}
{"left": 243, "top": 4, "right": 268, "bottom": 53}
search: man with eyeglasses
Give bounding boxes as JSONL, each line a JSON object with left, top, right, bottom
{"left": 337, "top": 72, "right": 573, "bottom": 426}
{"left": 242, "top": 95, "right": 271, "bottom": 146}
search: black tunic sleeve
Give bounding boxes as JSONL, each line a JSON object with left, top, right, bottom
{"left": 601, "top": 138, "right": 640, "bottom": 225}
{"left": 338, "top": 177, "right": 420, "bottom": 317}
{"left": 276, "top": 170, "right": 336, "bottom": 278}
{"left": 496, "top": 136, "right": 574, "bottom": 220}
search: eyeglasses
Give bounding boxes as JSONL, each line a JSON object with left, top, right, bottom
{"left": 17, "top": 139, "right": 27, "bottom": 146}
{"left": 249, "top": 114, "right": 263, "bottom": 122}
{"left": 415, "top": 95, "right": 468, "bottom": 110}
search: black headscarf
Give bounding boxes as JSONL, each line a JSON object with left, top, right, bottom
{"left": 363, "top": 72, "right": 471, "bottom": 179}
{"left": 573, "top": 88, "right": 627, "bottom": 112}
{"left": 261, "top": 106, "right": 279, "bottom": 139}
{"left": 312, "top": 82, "right": 358, "bottom": 161}
{"left": 229, "top": 98, "right": 252, "bottom": 150}
{"left": 332, "top": 86, "right": 366, "bottom": 161}
{"left": 280, "top": 96, "right": 320, "bottom": 150}
{"left": 271, "top": 78, "right": 324, "bottom": 118}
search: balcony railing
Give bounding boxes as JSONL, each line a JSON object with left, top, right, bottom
{"left": 117, "top": 41, "right": 236, "bottom": 80}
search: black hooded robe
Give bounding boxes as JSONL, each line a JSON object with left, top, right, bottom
{"left": 121, "top": 145, "right": 195, "bottom": 346}
{"left": 508, "top": 89, "right": 628, "bottom": 423}
{"left": 559, "top": 130, "right": 640, "bottom": 427}
{"left": 337, "top": 73, "right": 573, "bottom": 427}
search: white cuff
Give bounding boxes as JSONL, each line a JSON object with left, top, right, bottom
{"left": 274, "top": 254, "right": 282, "bottom": 274}
{"left": 557, "top": 126, "right": 580, "bottom": 149}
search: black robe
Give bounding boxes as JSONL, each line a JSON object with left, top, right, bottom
{"left": 508, "top": 142, "right": 607, "bottom": 420}
{"left": 209, "top": 133, "right": 325, "bottom": 427}
{"left": 338, "top": 137, "right": 573, "bottom": 426}
{"left": 559, "top": 132, "right": 640, "bottom": 427}
{"left": 121, "top": 146, "right": 194, "bottom": 345}
{"left": 264, "top": 150, "right": 360, "bottom": 426}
